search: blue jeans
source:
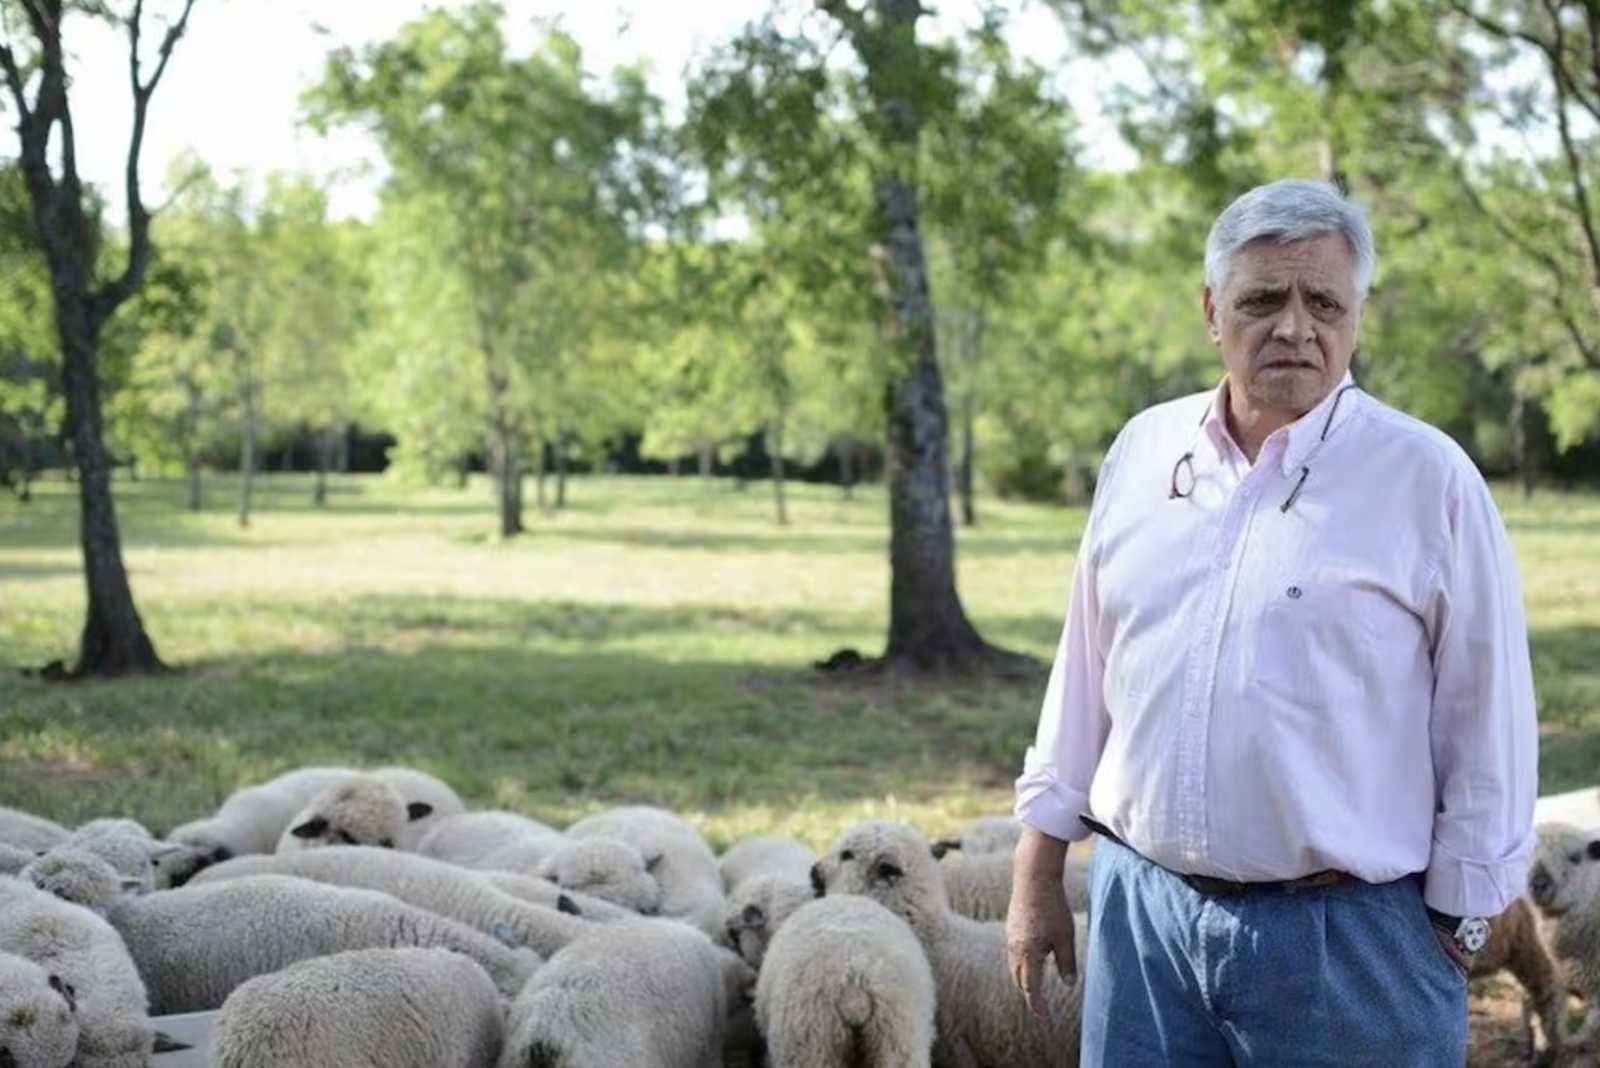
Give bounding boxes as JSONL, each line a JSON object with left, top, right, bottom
{"left": 1080, "top": 838, "right": 1467, "bottom": 1066}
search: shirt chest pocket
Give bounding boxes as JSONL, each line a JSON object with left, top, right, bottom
{"left": 1251, "top": 581, "right": 1400, "bottom": 712}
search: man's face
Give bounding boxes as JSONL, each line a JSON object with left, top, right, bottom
{"left": 1203, "top": 232, "right": 1362, "bottom": 417}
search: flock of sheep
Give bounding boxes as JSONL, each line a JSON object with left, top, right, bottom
{"left": 0, "top": 765, "right": 1594, "bottom": 1067}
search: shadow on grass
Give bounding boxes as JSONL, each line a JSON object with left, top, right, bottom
{"left": 515, "top": 522, "right": 1080, "bottom": 558}
{"left": 0, "top": 637, "right": 1046, "bottom": 837}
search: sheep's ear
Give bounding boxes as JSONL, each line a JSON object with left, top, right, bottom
{"left": 48, "top": 974, "right": 76, "bottom": 1013}
{"left": 289, "top": 817, "right": 328, "bottom": 840}
{"left": 810, "top": 862, "right": 826, "bottom": 899}
{"left": 931, "top": 838, "right": 961, "bottom": 860}
{"left": 1586, "top": 839, "right": 1600, "bottom": 861}
{"left": 406, "top": 802, "right": 433, "bottom": 822}
{"left": 119, "top": 876, "right": 145, "bottom": 892}
{"left": 149, "top": 844, "right": 188, "bottom": 864}
{"left": 557, "top": 894, "right": 582, "bottom": 917}
{"left": 741, "top": 904, "right": 767, "bottom": 930}
{"left": 643, "top": 850, "right": 665, "bottom": 874}
{"left": 874, "top": 860, "right": 904, "bottom": 886}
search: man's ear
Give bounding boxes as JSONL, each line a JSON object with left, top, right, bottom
{"left": 1202, "top": 286, "right": 1220, "bottom": 343}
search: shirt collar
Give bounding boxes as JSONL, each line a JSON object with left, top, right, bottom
{"left": 1202, "top": 371, "right": 1360, "bottom": 477}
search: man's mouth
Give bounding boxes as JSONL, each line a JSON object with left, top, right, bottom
{"left": 1260, "top": 359, "right": 1317, "bottom": 371}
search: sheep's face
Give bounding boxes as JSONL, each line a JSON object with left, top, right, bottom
{"left": 0, "top": 954, "right": 78, "bottom": 1068}
{"left": 285, "top": 781, "right": 417, "bottom": 851}
{"left": 813, "top": 821, "right": 943, "bottom": 923}
{"left": 723, "top": 876, "right": 811, "bottom": 969}
{"left": 21, "top": 848, "right": 129, "bottom": 913}
{"left": 1528, "top": 824, "right": 1600, "bottom": 917}
{"left": 537, "top": 838, "right": 663, "bottom": 915}
{"left": 157, "top": 838, "right": 229, "bottom": 888}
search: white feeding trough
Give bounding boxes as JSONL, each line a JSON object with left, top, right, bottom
{"left": 1534, "top": 786, "right": 1600, "bottom": 830}
{"left": 151, "top": 1010, "right": 216, "bottom": 1067}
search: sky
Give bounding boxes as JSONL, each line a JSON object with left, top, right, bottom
{"left": 48, "top": 0, "right": 1136, "bottom": 223}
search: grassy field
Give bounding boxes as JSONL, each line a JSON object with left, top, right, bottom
{"left": 1, "top": 472, "right": 1597, "bottom": 855}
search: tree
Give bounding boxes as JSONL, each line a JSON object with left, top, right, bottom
{"left": 0, "top": 0, "right": 198, "bottom": 676}
{"left": 690, "top": 1, "right": 1031, "bottom": 672}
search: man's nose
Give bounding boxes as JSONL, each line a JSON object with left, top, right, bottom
{"left": 1270, "top": 295, "right": 1314, "bottom": 343}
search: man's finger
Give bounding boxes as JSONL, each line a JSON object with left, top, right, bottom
{"left": 1019, "top": 951, "right": 1045, "bottom": 1020}
{"left": 1055, "top": 932, "right": 1078, "bottom": 982}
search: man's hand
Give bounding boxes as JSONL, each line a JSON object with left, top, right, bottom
{"left": 1005, "top": 826, "right": 1078, "bottom": 1019}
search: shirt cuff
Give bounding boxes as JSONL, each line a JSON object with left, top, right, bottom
{"left": 1014, "top": 763, "right": 1093, "bottom": 844}
{"left": 1423, "top": 833, "right": 1533, "bottom": 917}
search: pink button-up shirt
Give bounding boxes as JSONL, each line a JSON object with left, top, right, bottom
{"left": 1014, "top": 375, "right": 1538, "bottom": 917}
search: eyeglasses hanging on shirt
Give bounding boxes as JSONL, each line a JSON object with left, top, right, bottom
{"left": 1169, "top": 383, "right": 1359, "bottom": 513}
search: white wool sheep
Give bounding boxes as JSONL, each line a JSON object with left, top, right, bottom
{"left": 0, "top": 951, "right": 79, "bottom": 1068}
{"left": 724, "top": 876, "right": 815, "bottom": 970}
{"left": 930, "top": 816, "right": 1023, "bottom": 859}
{"left": 0, "top": 842, "right": 35, "bottom": 877}
{"left": 20, "top": 849, "right": 139, "bottom": 912}
{"left": 1466, "top": 896, "right": 1567, "bottom": 1063}
{"left": 103, "top": 874, "right": 541, "bottom": 1013}
{"left": 56, "top": 822, "right": 173, "bottom": 894}
{"left": 0, "top": 808, "right": 68, "bottom": 854}
{"left": 535, "top": 837, "right": 663, "bottom": 916}
{"left": 937, "top": 851, "right": 1092, "bottom": 923}
{"left": 755, "top": 895, "right": 936, "bottom": 1068}
{"left": 498, "top": 918, "right": 753, "bottom": 1068}
{"left": 415, "top": 811, "right": 568, "bottom": 869}
{"left": 566, "top": 806, "right": 725, "bottom": 937}
{"left": 165, "top": 766, "right": 462, "bottom": 883}
{"left": 189, "top": 846, "right": 594, "bottom": 956}
{"left": 213, "top": 948, "right": 503, "bottom": 1068}
{"left": 1527, "top": 823, "right": 1600, "bottom": 1052}
{"left": 0, "top": 876, "right": 154, "bottom": 1068}
{"left": 274, "top": 777, "right": 418, "bottom": 852}
{"left": 477, "top": 871, "right": 632, "bottom": 922}
{"left": 719, "top": 836, "right": 818, "bottom": 892}
{"left": 814, "top": 821, "right": 1084, "bottom": 1068}
{"left": 368, "top": 766, "right": 466, "bottom": 850}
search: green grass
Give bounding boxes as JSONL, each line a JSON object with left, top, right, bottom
{"left": 0, "top": 472, "right": 1596, "bottom": 851}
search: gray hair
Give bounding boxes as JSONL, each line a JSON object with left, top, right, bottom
{"left": 1204, "top": 179, "right": 1376, "bottom": 300}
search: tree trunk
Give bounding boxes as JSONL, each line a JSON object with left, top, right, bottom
{"left": 838, "top": 438, "right": 855, "bottom": 499}
{"left": 238, "top": 374, "right": 257, "bottom": 529}
{"left": 698, "top": 440, "right": 712, "bottom": 483}
{"left": 60, "top": 299, "right": 165, "bottom": 674}
{"left": 184, "top": 374, "right": 202, "bottom": 512}
{"left": 668, "top": 458, "right": 679, "bottom": 477}
{"left": 456, "top": 453, "right": 471, "bottom": 489}
{"left": 1512, "top": 383, "right": 1535, "bottom": 501}
{"left": 490, "top": 427, "right": 523, "bottom": 538}
{"left": 334, "top": 420, "right": 350, "bottom": 473}
{"left": 770, "top": 416, "right": 788, "bottom": 526}
{"left": 535, "top": 437, "right": 548, "bottom": 511}
{"left": 555, "top": 431, "right": 569, "bottom": 509}
{"left": 957, "top": 387, "right": 977, "bottom": 528}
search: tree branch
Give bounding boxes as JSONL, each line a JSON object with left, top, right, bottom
{"left": 96, "top": 0, "right": 199, "bottom": 323}
{"left": 817, "top": 0, "right": 869, "bottom": 49}
{"left": 1545, "top": 0, "right": 1600, "bottom": 287}
{"left": 1446, "top": 0, "right": 1600, "bottom": 124}
{"left": 0, "top": 43, "right": 30, "bottom": 126}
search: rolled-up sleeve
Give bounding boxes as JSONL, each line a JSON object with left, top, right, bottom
{"left": 1014, "top": 439, "right": 1121, "bottom": 844}
{"left": 1422, "top": 468, "right": 1539, "bottom": 917}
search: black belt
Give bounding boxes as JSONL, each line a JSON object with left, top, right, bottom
{"left": 1080, "top": 813, "right": 1353, "bottom": 896}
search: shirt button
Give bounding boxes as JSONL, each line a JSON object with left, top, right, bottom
{"left": 1287, "top": 586, "right": 1303, "bottom": 599}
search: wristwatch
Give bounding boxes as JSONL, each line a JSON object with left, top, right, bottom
{"left": 1426, "top": 907, "right": 1490, "bottom": 955}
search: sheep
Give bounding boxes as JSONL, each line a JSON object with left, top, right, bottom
{"left": 755, "top": 895, "right": 936, "bottom": 1068}
{"left": 212, "top": 948, "right": 503, "bottom": 1068}
{"left": 274, "top": 777, "right": 419, "bottom": 852}
{"left": 20, "top": 849, "right": 140, "bottom": 912}
{"left": 1466, "top": 896, "right": 1567, "bottom": 1064}
{"left": 1527, "top": 823, "right": 1600, "bottom": 1053}
{"left": 498, "top": 918, "right": 753, "bottom": 1068}
{"left": 0, "top": 842, "right": 35, "bottom": 877}
{"left": 56, "top": 822, "right": 168, "bottom": 894}
{"left": 0, "top": 807, "right": 68, "bottom": 854}
{"left": 0, "top": 876, "right": 154, "bottom": 1068}
{"left": 937, "top": 851, "right": 1092, "bottom": 923}
{"left": 813, "top": 820, "right": 1084, "bottom": 1068}
{"left": 164, "top": 766, "right": 462, "bottom": 883}
{"left": 724, "top": 876, "right": 815, "bottom": 970}
{"left": 0, "top": 951, "right": 79, "bottom": 1068}
{"left": 477, "top": 871, "right": 632, "bottom": 922}
{"left": 415, "top": 811, "right": 568, "bottom": 869}
{"left": 100, "top": 874, "right": 541, "bottom": 1013}
{"left": 930, "top": 816, "right": 1022, "bottom": 859}
{"left": 188, "top": 846, "right": 594, "bottom": 956}
{"left": 719, "top": 836, "right": 818, "bottom": 892}
{"left": 535, "top": 837, "right": 663, "bottom": 916}
{"left": 566, "top": 806, "right": 726, "bottom": 937}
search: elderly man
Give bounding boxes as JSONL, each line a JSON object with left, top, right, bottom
{"left": 1005, "top": 179, "right": 1537, "bottom": 1065}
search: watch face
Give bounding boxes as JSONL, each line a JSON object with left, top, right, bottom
{"left": 1458, "top": 917, "right": 1490, "bottom": 955}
